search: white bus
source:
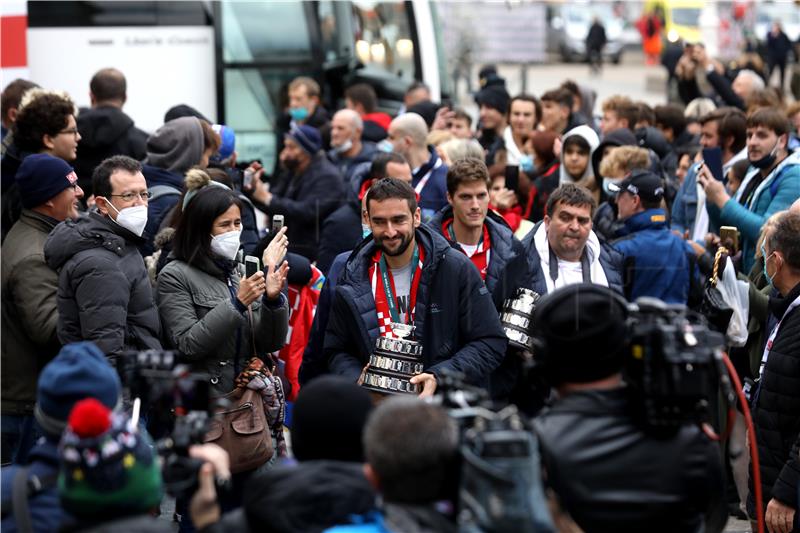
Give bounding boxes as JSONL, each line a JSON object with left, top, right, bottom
{"left": 1, "top": 1, "right": 450, "bottom": 167}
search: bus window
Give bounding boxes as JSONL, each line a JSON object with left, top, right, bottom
{"left": 221, "top": 2, "right": 312, "bottom": 62}
{"left": 351, "top": 1, "right": 415, "bottom": 83}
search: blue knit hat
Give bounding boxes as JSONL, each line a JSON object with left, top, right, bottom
{"left": 286, "top": 124, "right": 322, "bottom": 154}
{"left": 210, "top": 124, "right": 236, "bottom": 163}
{"left": 35, "top": 342, "right": 121, "bottom": 437}
{"left": 15, "top": 153, "right": 79, "bottom": 209}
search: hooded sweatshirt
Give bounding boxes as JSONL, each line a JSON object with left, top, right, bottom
{"left": 559, "top": 126, "right": 600, "bottom": 195}
{"left": 75, "top": 106, "right": 148, "bottom": 194}
{"left": 143, "top": 116, "right": 204, "bottom": 175}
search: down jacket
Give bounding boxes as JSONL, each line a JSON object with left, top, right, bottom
{"left": 324, "top": 225, "right": 506, "bottom": 387}
{"left": 44, "top": 212, "right": 162, "bottom": 361}
{"left": 156, "top": 254, "right": 289, "bottom": 394}
{"left": 748, "top": 282, "right": 800, "bottom": 518}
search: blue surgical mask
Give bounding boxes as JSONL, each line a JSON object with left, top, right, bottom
{"left": 761, "top": 243, "right": 775, "bottom": 287}
{"left": 377, "top": 140, "right": 394, "bottom": 153}
{"left": 602, "top": 177, "right": 621, "bottom": 196}
{"left": 289, "top": 106, "right": 309, "bottom": 122}
{"left": 519, "top": 154, "right": 534, "bottom": 174}
{"left": 362, "top": 224, "right": 372, "bottom": 238}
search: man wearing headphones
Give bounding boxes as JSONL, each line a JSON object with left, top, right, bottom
{"left": 532, "top": 283, "right": 725, "bottom": 533}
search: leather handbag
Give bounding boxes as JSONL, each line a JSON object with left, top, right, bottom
{"left": 203, "top": 307, "right": 277, "bottom": 473}
{"left": 204, "top": 386, "right": 274, "bottom": 474}
{"left": 700, "top": 246, "right": 734, "bottom": 333}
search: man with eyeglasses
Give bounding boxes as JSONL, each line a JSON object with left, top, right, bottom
{"left": 45, "top": 155, "right": 162, "bottom": 363}
{"left": 1, "top": 154, "right": 84, "bottom": 465}
{"left": 2, "top": 89, "right": 80, "bottom": 242}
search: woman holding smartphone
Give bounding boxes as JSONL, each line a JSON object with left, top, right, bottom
{"left": 156, "top": 185, "right": 289, "bottom": 394}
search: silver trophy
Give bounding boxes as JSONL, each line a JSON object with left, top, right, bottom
{"left": 500, "top": 288, "right": 541, "bottom": 351}
{"left": 361, "top": 323, "right": 423, "bottom": 395}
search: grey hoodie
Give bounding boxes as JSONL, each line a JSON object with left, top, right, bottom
{"left": 144, "top": 116, "right": 204, "bottom": 175}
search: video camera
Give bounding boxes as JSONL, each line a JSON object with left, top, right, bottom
{"left": 435, "top": 372, "right": 555, "bottom": 533}
{"left": 117, "top": 350, "right": 227, "bottom": 500}
{"left": 624, "top": 297, "right": 732, "bottom": 435}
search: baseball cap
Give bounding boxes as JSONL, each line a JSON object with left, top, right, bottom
{"left": 606, "top": 169, "right": 665, "bottom": 203}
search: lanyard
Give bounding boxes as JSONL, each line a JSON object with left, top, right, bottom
{"left": 445, "top": 223, "right": 485, "bottom": 249}
{"left": 414, "top": 157, "right": 442, "bottom": 195}
{"left": 377, "top": 243, "right": 421, "bottom": 325}
{"left": 548, "top": 246, "right": 591, "bottom": 285}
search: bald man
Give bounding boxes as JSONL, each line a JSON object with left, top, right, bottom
{"left": 328, "top": 109, "right": 376, "bottom": 194}
{"left": 386, "top": 112, "right": 448, "bottom": 221}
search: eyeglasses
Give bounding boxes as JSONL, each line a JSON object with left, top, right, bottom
{"left": 58, "top": 128, "right": 79, "bottom": 136}
{"left": 110, "top": 191, "right": 152, "bottom": 202}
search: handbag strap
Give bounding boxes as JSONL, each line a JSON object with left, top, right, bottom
{"left": 710, "top": 246, "right": 728, "bottom": 287}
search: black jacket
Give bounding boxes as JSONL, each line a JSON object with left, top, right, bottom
{"left": 75, "top": 106, "right": 148, "bottom": 194}
{"left": 586, "top": 22, "right": 607, "bottom": 50}
{"left": 324, "top": 225, "right": 507, "bottom": 387}
{"left": 317, "top": 199, "right": 362, "bottom": 275}
{"left": 428, "top": 207, "right": 530, "bottom": 400}
{"left": 259, "top": 153, "right": 344, "bottom": 261}
{"left": 1, "top": 143, "right": 31, "bottom": 242}
{"left": 749, "top": 282, "right": 800, "bottom": 515}
{"left": 534, "top": 387, "right": 725, "bottom": 533}
{"left": 44, "top": 212, "right": 162, "bottom": 361}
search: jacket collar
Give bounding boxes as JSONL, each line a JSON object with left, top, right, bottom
{"left": 412, "top": 146, "right": 441, "bottom": 183}
{"left": 769, "top": 280, "right": 800, "bottom": 319}
{"left": 20, "top": 208, "right": 60, "bottom": 233}
{"left": 620, "top": 208, "right": 668, "bottom": 234}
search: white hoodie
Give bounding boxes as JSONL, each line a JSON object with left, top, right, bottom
{"left": 559, "top": 125, "right": 600, "bottom": 186}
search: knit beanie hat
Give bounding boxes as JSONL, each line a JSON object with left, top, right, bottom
{"left": 285, "top": 123, "right": 322, "bottom": 155}
{"left": 145, "top": 116, "right": 204, "bottom": 175}
{"left": 15, "top": 153, "right": 79, "bottom": 208}
{"left": 290, "top": 376, "right": 374, "bottom": 462}
{"left": 532, "top": 283, "right": 629, "bottom": 384}
{"left": 475, "top": 85, "right": 510, "bottom": 115}
{"left": 58, "top": 399, "right": 163, "bottom": 519}
{"left": 35, "top": 342, "right": 121, "bottom": 437}
{"left": 210, "top": 124, "right": 236, "bottom": 163}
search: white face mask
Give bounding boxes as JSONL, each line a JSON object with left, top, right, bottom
{"left": 333, "top": 138, "right": 353, "bottom": 154}
{"left": 106, "top": 203, "right": 148, "bottom": 237}
{"left": 210, "top": 230, "right": 242, "bottom": 260}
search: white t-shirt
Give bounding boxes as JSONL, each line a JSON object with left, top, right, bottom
{"left": 459, "top": 242, "right": 479, "bottom": 256}
{"left": 555, "top": 259, "right": 584, "bottom": 287}
{"left": 390, "top": 261, "right": 413, "bottom": 324}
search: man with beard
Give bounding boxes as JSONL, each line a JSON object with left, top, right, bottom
{"left": 253, "top": 124, "right": 344, "bottom": 261}
{"left": 324, "top": 178, "right": 506, "bottom": 397}
{"left": 700, "top": 107, "right": 800, "bottom": 273}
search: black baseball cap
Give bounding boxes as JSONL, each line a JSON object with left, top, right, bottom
{"left": 607, "top": 169, "right": 665, "bottom": 203}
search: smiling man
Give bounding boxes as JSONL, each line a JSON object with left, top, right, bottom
{"left": 1, "top": 154, "right": 84, "bottom": 464}
{"left": 700, "top": 107, "right": 800, "bottom": 273}
{"left": 324, "top": 178, "right": 506, "bottom": 398}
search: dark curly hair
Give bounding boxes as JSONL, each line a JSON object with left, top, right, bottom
{"left": 13, "top": 90, "right": 76, "bottom": 153}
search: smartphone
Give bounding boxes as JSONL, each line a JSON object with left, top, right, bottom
{"left": 272, "top": 214, "right": 284, "bottom": 232}
{"left": 701, "top": 147, "right": 724, "bottom": 181}
{"left": 504, "top": 165, "right": 520, "bottom": 193}
{"left": 243, "top": 168, "right": 255, "bottom": 190}
{"left": 244, "top": 255, "right": 261, "bottom": 278}
{"left": 720, "top": 226, "right": 739, "bottom": 253}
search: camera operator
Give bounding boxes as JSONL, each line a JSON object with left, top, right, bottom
{"left": 532, "top": 283, "right": 725, "bottom": 533}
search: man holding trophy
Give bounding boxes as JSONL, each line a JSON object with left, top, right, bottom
{"left": 428, "top": 158, "right": 530, "bottom": 400}
{"left": 324, "top": 178, "right": 506, "bottom": 398}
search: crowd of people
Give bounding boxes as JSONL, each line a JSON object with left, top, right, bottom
{"left": 1, "top": 29, "right": 799, "bottom": 533}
